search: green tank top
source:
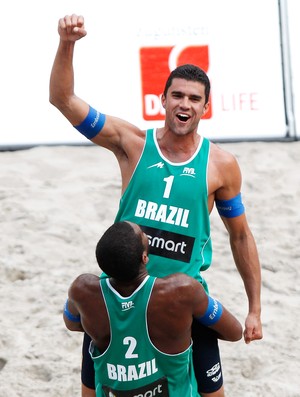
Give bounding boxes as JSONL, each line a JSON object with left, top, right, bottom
{"left": 90, "top": 276, "right": 199, "bottom": 397}
{"left": 115, "top": 129, "right": 212, "bottom": 292}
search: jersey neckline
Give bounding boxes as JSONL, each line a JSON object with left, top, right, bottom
{"left": 153, "top": 128, "right": 204, "bottom": 166}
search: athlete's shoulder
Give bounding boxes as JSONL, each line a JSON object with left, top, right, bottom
{"left": 210, "top": 141, "right": 237, "bottom": 161}
{"left": 209, "top": 142, "right": 241, "bottom": 178}
{"left": 208, "top": 142, "right": 242, "bottom": 196}
{"left": 69, "top": 273, "right": 100, "bottom": 301}
{"left": 156, "top": 273, "right": 202, "bottom": 300}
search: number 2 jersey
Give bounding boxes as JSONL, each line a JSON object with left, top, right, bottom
{"left": 90, "top": 275, "right": 199, "bottom": 396}
{"left": 115, "top": 129, "right": 212, "bottom": 292}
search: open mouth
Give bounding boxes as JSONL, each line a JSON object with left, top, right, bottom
{"left": 177, "top": 113, "right": 190, "bottom": 122}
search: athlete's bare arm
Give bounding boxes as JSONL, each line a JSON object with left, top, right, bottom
{"left": 148, "top": 274, "right": 242, "bottom": 354}
{"left": 208, "top": 143, "right": 262, "bottom": 344}
{"left": 207, "top": 143, "right": 242, "bottom": 210}
{"left": 49, "top": 14, "right": 145, "bottom": 189}
{"left": 49, "top": 15, "right": 88, "bottom": 126}
{"left": 189, "top": 276, "right": 243, "bottom": 341}
{"left": 64, "top": 274, "right": 112, "bottom": 351}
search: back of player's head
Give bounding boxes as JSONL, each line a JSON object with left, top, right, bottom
{"left": 95, "top": 221, "right": 145, "bottom": 281}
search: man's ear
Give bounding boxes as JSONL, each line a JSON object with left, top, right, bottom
{"left": 161, "top": 94, "right": 166, "bottom": 109}
{"left": 202, "top": 101, "right": 210, "bottom": 116}
{"left": 142, "top": 252, "right": 149, "bottom": 265}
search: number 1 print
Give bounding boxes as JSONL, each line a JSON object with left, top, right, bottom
{"left": 163, "top": 175, "right": 174, "bottom": 199}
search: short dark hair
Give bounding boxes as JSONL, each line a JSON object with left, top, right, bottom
{"left": 163, "top": 64, "right": 210, "bottom": 104}
{"left": 95, "top": 222, "right": 144, "bottom": 281}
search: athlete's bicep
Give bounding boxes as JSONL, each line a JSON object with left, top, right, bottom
{"left": 91, "top": 115, "right": 144, "bottom": 155}
{"left": 215, "top": 154, "right": 242, "bottom": 200}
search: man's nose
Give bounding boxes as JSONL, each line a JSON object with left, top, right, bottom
{"left": 179, "top": 96, "right": 190, "bottom": 108}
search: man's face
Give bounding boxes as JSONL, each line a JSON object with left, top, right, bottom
{"left": 161, "top": 78, "right": 209, "bottom": 135}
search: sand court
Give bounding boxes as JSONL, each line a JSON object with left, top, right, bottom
{"left": 0, "top": 141, "right": 299, "bottom": 396}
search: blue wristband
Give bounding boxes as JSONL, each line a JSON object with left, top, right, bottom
{"left": 215, "top": 192, "right": 245, "bottom": 218}
{"left": 197, "top": 295, "right": 223, "bottom": 326}
{"left": 74, "top": 106, "right": 106, "bottom": 139}
{"left": 64, "top": 299, "right": 81, "bottom": 323}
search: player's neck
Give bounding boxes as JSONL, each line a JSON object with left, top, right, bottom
{"left": 110, "top": 272, "right": 148, "bottom": 297}
{"left": 156, "top": 128, "right": 201, "bottom": 162}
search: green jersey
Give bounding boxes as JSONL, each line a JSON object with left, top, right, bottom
{"left": 90, "top": 276, "right": 199, "bottom": 397}
{"left": 115, "top": 129, "right": 212, "bottom": 292}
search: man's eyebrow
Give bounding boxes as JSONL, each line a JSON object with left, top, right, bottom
{"left": 189, "top": 94, "right": 202, "bottom": 100}
{"left": 171, "top": 90, "right": 202, "bottom": 100}
{"left": 170, "top": 90, "right": 183, "bottom": 95}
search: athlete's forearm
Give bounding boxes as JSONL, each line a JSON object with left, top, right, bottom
{"left": 196, "top": 295, "right": 243, "bottom": 341}
{"left": 49, "top": 40, "right": 76, "bottom": 108}
{"left": 49, "top": 40, "right": 90, "bottom": 127}
{"left": 211, "top": 307, "right": 243, "bottom": 342}
{"left": 231, "top": 232, "right": 262, "bottom": 315}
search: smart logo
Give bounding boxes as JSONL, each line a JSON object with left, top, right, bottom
{"left": 140, "top": 45, "right": 212, "bottom": 121}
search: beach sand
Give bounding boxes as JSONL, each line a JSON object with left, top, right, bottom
{"left": 0, "top": 141, "right": 299, "bottom": 396}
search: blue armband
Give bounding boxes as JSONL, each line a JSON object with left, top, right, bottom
{"left": 74, "top": 106, "right": 106, "bottom": 139}
{"left": 215, "top": 192, "right": 245, "bottom": 218}
{"left": 64, "top": 299, "right": 81, "bottom": 323}
{"left": 196, "top": 295, "right": 223, "bottom": 326}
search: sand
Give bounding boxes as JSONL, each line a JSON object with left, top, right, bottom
{"left": 0, "top": 140, "right": 299, "bottom": 396}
